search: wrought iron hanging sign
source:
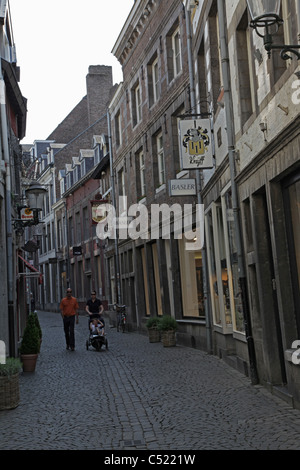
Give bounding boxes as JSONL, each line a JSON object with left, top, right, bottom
{"left": 179, "top": 119, "right": 214, "bottom": 169}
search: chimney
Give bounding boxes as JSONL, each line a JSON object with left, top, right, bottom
{"left": 86, "top": 65, "right": 113, "bottom": 126}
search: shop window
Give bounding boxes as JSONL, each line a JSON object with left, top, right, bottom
{"left": 206, "top": 208, "right": 220, "bottom": 325}
{"left": 205, "top": 201, "right": 233, "bottom": 330}
{"left": 283, "top": 173, "right": 300, "bottom": 334}
{"left": 223, "top": 189, "right": 245, "bottom": 333}
{"left": 141, "top": 247, "right": 150, "bottom": 315}
{"left": 178, "top": 238, "right": 204, "bottom": 318}
{"left": 152, "top": 243, "right": 163, "bottom": 315}
{"left": 109, "top": 257, "right": 116, "bottom": 305}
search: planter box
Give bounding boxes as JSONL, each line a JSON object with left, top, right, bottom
{"left": 161, "top": 330, "right": 176, "bottom": 347}
{"left": 148, "top": 328, "right": 160, "bottom": 343}
{"left": 0, "top": 374, "right": 20, "bottom": 410}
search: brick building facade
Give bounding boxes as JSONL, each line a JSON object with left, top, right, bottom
{"left": 108, "top": 0, "right": 209, "bottom": 341}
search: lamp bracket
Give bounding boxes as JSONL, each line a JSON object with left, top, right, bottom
{"left": 249, "top": 14, "right": 300, "bottom": 60}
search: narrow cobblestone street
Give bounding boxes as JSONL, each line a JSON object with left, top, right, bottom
{"left": 1, "top": 310, "right": 300, "bottom": 452}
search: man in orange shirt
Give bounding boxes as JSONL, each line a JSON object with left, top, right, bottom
{"left": 60, "top": 288, "right": 79, "bottom": 351}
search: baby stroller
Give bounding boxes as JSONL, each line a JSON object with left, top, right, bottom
{"left": 86, "top": 315, "right": 108, "bottom": 351}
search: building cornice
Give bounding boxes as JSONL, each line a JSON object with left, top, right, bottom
{"left": 112, "top": 0, "right": 158, "bottom": 66}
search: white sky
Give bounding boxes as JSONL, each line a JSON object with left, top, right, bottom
{"left": 8, "top": 0, "right": 134, "bottom": 144}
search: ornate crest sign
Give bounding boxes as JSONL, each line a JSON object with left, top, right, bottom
{"left": 179, "top": 119, "right": 214, "bottom": 169}
{"left": 90, "top": 199, "right": 108, "bottom": 225}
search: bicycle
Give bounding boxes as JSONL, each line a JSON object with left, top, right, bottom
{"left": 115, "top": 304, "right": 127, "bottom": 332}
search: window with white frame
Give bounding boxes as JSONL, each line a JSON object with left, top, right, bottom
{"left": 172, "top": 26, "right": 182, "bottom": 77}
{"left": 157, "top": 132, "right": 165, "bottom": 186}
{"left": 81, "top": 159, "right": 86, "bottom": 176}
{"left": 115, "top": 111, "right": 122, "bottom": 147}
{"left": 148, "top": 55, "right": 159, "bottom": 107}
{"left": 166, "top": 22, "right": 182, "bottom": 83}
{"left": 118, "top": 168, "right": 126, "bottom": 214}
{"left": 152, "top": 58, "right": 159, "bottom": 103}
{"left": 137, "top": 149, "right": 146, "bottom": 198}
{"left": 94, "top": 145, "right": 101, "bottom": 165}
{"left": 60, "top": 178, "right": 65, "bottom": 197}
{"left": 132, "top": 82, "right": 142, "bottom": 127}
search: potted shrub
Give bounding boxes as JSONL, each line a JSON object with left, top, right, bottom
{"left": 146, "top": 317, "right": 161, "bottom": 343}
{"left": 158, "top": 315, "right": 177, "bottom": 347}
{"left": 31, "top": 311, "right": 42, "bottom": 350}
{"left": 0, "top": 357, "right": 22, "bottom": 410}
{"left": 20, "top": 315, "right": 40, "bottom": 372}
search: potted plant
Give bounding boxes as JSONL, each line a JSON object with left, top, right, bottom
{"left": 20, "top": 315, "right": 40, "bottom": 372}
{"left": 158, "top": 315, "right": 177, "bottom": 347}
{"left": 146, "top": 316, "right": 161, "bottom": 343}
{"left": 31, "top": 311, "right": 42, "bottom": 350}
{"left": 0, "top": 357, "right": 22, "bottom": 410}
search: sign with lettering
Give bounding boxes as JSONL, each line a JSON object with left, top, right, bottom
{"left": 169, "top": 179, "right": 196, "bottom": 196}
{"left": 73, "top": 246, "right": 82, "bottom": 256}
{"left": 20, "top": 207, "right": 34, "bottom": 220}
{"left": 179, "top": 119, "right": 214, "bottom": 169}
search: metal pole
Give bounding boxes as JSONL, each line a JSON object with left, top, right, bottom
{"left": 217, "top": 0, "right": 259, "bottom": 385}
{"left": 107, "top": 111, "right": 122, "bottom": 305}
{"left": 64, "top": 199, "right": 71, "bottom": 289}
{"left": 185, "top": 7, "right": 212, "bottom": 354}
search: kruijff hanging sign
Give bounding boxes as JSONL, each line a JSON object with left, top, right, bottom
{"left": 179, "top": 119, "right": 214, "bottom": 169}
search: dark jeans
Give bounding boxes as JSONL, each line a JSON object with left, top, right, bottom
{"left": 63, "top": 315, "right": 76, "bottom": 348}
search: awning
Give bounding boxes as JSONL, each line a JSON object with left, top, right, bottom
{"left": 18, "top": 254, "right": 43, "bottom": 284}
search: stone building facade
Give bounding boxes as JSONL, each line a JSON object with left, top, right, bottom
{"left": 187, "top": 0, "right": 300, "bottom": 406}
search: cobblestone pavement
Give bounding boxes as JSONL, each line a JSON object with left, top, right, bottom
{"left": 1, "top": 310, "right": 300, "bottom": 451}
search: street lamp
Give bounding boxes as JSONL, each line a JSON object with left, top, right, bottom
{"left": 13, "top": 182, "right": 47, "bottom": 235}
{"left": 25, "top": 181, "right": 47, "bottom": 211}
{"left": 247, "top": 0, "right": 300, "bottom": 59}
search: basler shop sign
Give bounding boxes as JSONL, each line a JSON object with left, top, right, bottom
{"left": 169, "top": 178, "right": 196, "bottom": 196}
{"left": 179, "top": 118, "right": 214, "bottom": 169}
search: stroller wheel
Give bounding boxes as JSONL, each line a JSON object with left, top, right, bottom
{"left": 86, "top": 340, "right": 89, "bottom": 350}
{"left": 105, "top": 339, "right": 108, "bottom": 350}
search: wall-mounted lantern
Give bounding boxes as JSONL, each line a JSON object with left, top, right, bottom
{"left": 246, "top": 0, "right": 300, "bottom": 60}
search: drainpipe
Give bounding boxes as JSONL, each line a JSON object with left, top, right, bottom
{"left": 0, "top": 64, "right": 15, "bottom": 356}
{"left": 185, "top": 7, "right": 212, "bottom": 354}
{"left": 107, "top": 110, "right": 121, "bottom": 305}
{"left": 217, "top": 0, "right": 259, "bottom": 385}
{"left": 64, "top": 198, "right": 71, "bottom": 289}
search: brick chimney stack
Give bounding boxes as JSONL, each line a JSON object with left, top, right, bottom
{"left": 86, "top": 65, "right": 113, "bottom": 126}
